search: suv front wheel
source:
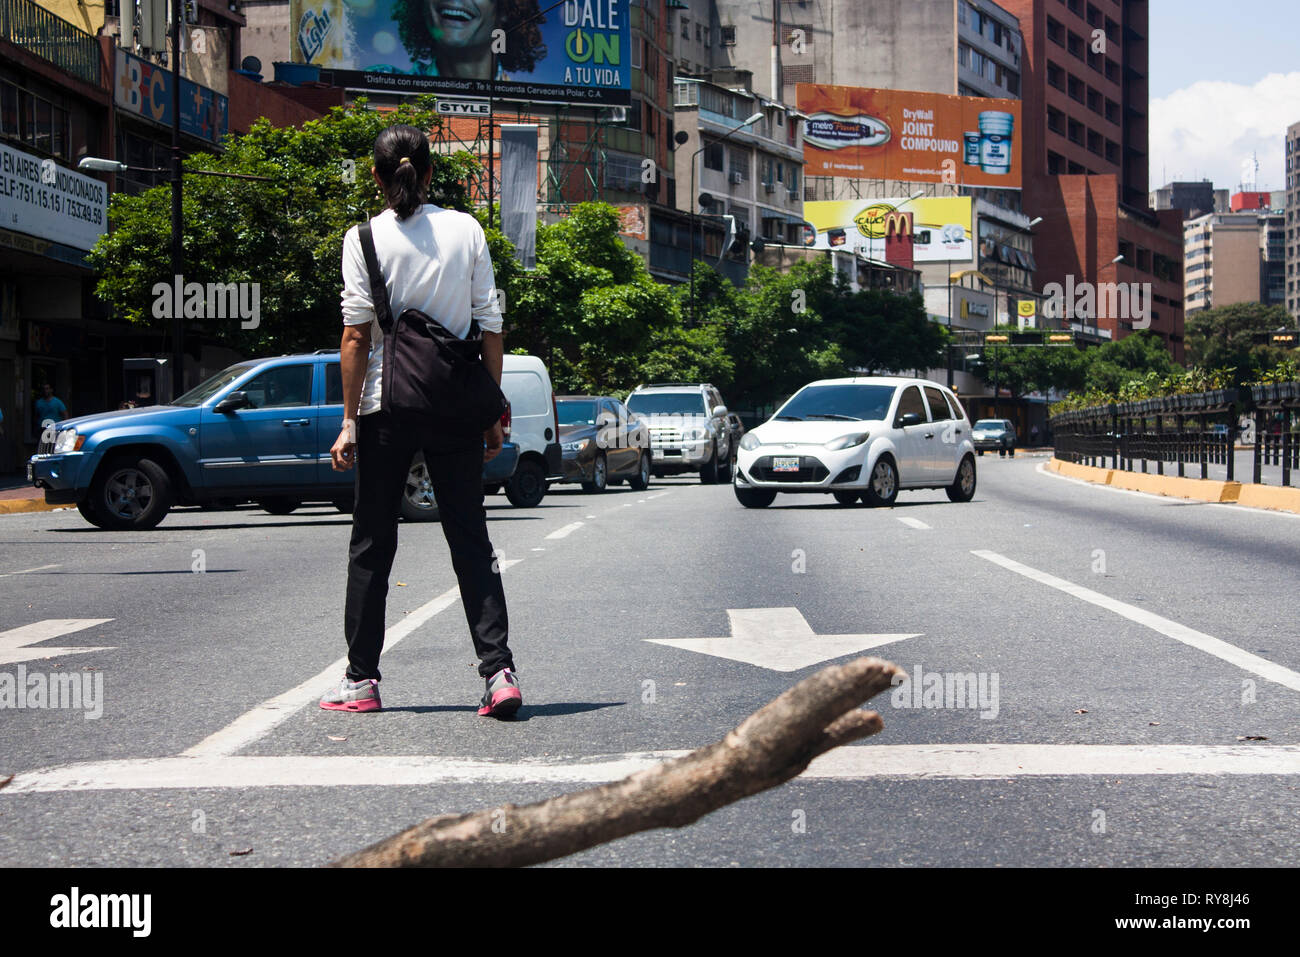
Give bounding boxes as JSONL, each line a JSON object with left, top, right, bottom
{"left": 86, "top": 456, "right": 173, "bottom": 530}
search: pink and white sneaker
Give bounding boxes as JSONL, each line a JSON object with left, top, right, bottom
{"left": 477, "top": 668, "right": 522, "bottom": 718}
{"left": 319, "top": 677, "right": 382, "bottom": 712}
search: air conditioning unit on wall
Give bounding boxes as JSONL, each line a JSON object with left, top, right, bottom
{"left": 730, "top": 171, "right": 744, "bottom": 185}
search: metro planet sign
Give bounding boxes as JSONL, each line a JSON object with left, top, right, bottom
{"left": 290, "top": 0, "right": 631, "bottom": 105}
{"left": 797, "top": 84, "right": 1022, "bottom": 190}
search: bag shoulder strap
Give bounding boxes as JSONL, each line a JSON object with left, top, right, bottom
{"left": 357, "top": 220, "right": 394, "bottom": 335}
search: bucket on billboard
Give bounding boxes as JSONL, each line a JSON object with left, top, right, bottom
{"left": 978, "top": 111, "right": 1014, "bottom": 176}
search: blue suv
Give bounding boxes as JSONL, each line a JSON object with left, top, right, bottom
{"left": 28, "top": 352, "right": 517, "bottom": 530}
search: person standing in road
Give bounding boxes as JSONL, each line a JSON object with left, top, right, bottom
{"left": 319, "top": 124, "right": 521, "bottom": 719}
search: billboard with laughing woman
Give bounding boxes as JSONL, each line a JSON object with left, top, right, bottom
{"left": 290, "top": 0, "right": 631, "bottom": 104}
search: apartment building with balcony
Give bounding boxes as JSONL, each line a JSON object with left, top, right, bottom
{"left": 673, "top": 71, "right": 805, "bottom": 252}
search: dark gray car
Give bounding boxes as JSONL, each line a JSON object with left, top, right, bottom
{"left": 971, "top": 418, "right": 1017, "bottom": 457}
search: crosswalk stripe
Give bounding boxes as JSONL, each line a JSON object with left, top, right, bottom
{"left": 7, "top": 745, "right": 1300, "bottom": 793}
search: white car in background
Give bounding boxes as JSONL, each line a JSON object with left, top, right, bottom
{"left": 733, "top": 376, "right": 977, "bottom": 508}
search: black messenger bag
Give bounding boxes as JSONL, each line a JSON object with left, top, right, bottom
{"left": 357, "top": 220, "right": 507, "bottom": 432}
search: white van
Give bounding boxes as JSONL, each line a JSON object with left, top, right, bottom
{"left": 498, "top": 354, "right": 563, "bottom": 507}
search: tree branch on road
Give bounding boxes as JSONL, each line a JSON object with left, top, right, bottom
{"left": 331, "top": 656, "right": 900, "bottom": 868}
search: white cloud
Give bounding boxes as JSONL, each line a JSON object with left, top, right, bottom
{"left": 1148, "top": 72, "right": 1300, "bottom": 194}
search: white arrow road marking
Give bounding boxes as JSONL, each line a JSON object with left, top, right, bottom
{"left": 6, "top": 745, "right": 1300, "bottom": 793}
{"left": 645, "top": 607, "right": 918, "bottom": 672}
{"left": 896, "top": 516, "right": 931, "bottom": 530}
{"left": 0, "top": 619, "right": 114, "bottom": 666}
{"left": 974, "top": 549, "right": 1300, "bottom": 693}
{"left": 545, "top": 521, "right": 583, "bottom": 540}
{"left": 182, "top": 560, "right": 523, "bottom": 758}
{"left": 0, "top": 564, "right": 61, "bottom": 578}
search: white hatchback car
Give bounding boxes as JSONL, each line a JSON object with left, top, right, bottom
{"left": 733, "top": 377, "right": 977, "bottom": 508}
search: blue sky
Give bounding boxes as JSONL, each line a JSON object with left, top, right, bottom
{"left": 1147, "top": 0, "right": 1300, "bottom": 193}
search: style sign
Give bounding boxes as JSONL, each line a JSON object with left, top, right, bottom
{"left": 437, "top": 99, "right": 492, "bottom": 116}
{"left": 797, "top": 84, "right": 1022, "bottom": 190}
{"left": 290, "top": 0, "right": 632, "bottom": 105}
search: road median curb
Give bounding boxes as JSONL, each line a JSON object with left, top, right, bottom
{"left": 0, "top": 497, "right": 62, "bottom": 515}
{"left": 1048, "top": 456, "right": 1300, "bottom": 513}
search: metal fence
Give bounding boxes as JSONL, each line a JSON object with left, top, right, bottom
{"left": 1051, "top": 387, "right": 1300, "bottom": 488}
{"left": 0, "top": 0, "right": 101, "bottom": 86}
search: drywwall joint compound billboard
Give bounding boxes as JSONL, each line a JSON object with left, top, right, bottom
{"left": 805, "top": 197, "right": 973, "bottom": 264}
{"left": 290, "top": 0, "right": 631, "bottom": 105}
{"left": 797, "top": 84, "right": 1022, "bottom": 190}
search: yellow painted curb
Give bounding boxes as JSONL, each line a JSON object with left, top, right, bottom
{"left": 1235, "top": 484, "right": 1300, "bottom": 514}
{"left": 0, "top": 497, "right": 62, "bottom": 515}
{"left": 1108, "top": 470, "right": 1241, "bottom": 503}
{"left": 1048, "top": 458, "right": 1114, "bottom": 485}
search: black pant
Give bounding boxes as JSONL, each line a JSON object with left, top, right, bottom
{"left": 344, "top": 410, "right": 512, "bottom": 682}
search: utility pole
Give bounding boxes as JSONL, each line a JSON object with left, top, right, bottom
{"left": 169, "top": 0, "right": 183, "bottom": 398}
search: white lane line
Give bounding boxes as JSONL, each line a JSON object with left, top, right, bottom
{"left": 182, "top": 561, "right": 523, "bottom": 758}
{"left": 545, "top": 521, "right": 584, "bottom": 540}
{"left": 896, "top": 516, "right": 931, "bottom": 530}
{"left": 0, "top": 563, "right": 60, "bottom": 578}
{"left": 646, "top": 491, "right": 671, "bottom": 500}
{"left": 8, "top": 745, "right": 1300, "bottom": 793}
{"left": 973, "top": 549, "right": 1300, "bottom": 693}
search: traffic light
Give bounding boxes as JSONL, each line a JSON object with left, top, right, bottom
{"left": 1011, "top": 333, "right": 1040, "bottom": 345}
{"left": 984, "top": 334, "right": 1009, "bottom": 344}
{"left": 1251, "top": 330, "right": 1298, "bottom": 347}
{"left": 1048, "top": 333, "right": 1073, "bottom": 344}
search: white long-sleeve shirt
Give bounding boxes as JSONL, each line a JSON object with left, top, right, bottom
{"left": 340, "top": 204, "right": 503, "bottom": 416}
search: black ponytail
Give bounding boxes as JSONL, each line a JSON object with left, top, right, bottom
{"left": 373, "top": 124, "right": 431, "bottom": 220}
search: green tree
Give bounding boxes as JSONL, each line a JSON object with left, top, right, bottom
{"left": 1184, "top": 302, "right": 1294, "bottom": 386}
{"left": 504, "top": 202, "right": 679, "bottom": 394}
{"left": 86, "top": 97, "right": 477, "bottom": 355}
{"left": 820, "top": 281, "right": 948, "bottom": 375}
{"left": 1082, "top": 330, "right": 1178, "bottom": 394}
{"left": 726, "top": 259, "right": 846, "bottom": 409}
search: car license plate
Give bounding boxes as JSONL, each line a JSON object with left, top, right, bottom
{"left": 772, "top": 456, "right": 800, "bottom": 473}
{"left": 665, "top": 447, "right": 681, "bottom": 456}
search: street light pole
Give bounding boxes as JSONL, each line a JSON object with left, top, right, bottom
{"left": 170, "top": 0, "right": 183, "bottom": 399}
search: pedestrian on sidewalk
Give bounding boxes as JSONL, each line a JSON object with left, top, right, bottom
{"left": 319, "top": 124, "right": 521, "bottom": 719}
{"left": 33, "top": 383, "right": 68, "bottom": 433}
{"left": 1030, "top": 423, "right": 1040, "bottom": 447}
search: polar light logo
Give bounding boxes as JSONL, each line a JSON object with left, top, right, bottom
{"left": 50, "top": 888, "right": 151, "bottom": 937}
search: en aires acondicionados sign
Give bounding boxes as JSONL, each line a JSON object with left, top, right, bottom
{"left": 0, "top": 143, "right": 106, "bottom": 253}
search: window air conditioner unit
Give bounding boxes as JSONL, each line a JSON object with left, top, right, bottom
{"left": 764, "top": 182, "right": 776, "bottom": 193}
{"left": 730, "top": 171, "right": 744, "bottom": 185}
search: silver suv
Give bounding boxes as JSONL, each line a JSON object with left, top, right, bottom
{"left": 625, "top": 383, "right": 733, "bottom": 483}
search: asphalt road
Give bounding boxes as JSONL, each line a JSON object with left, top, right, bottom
{"left": 2, "top": 453, "right": 1299, "bottom": 867}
